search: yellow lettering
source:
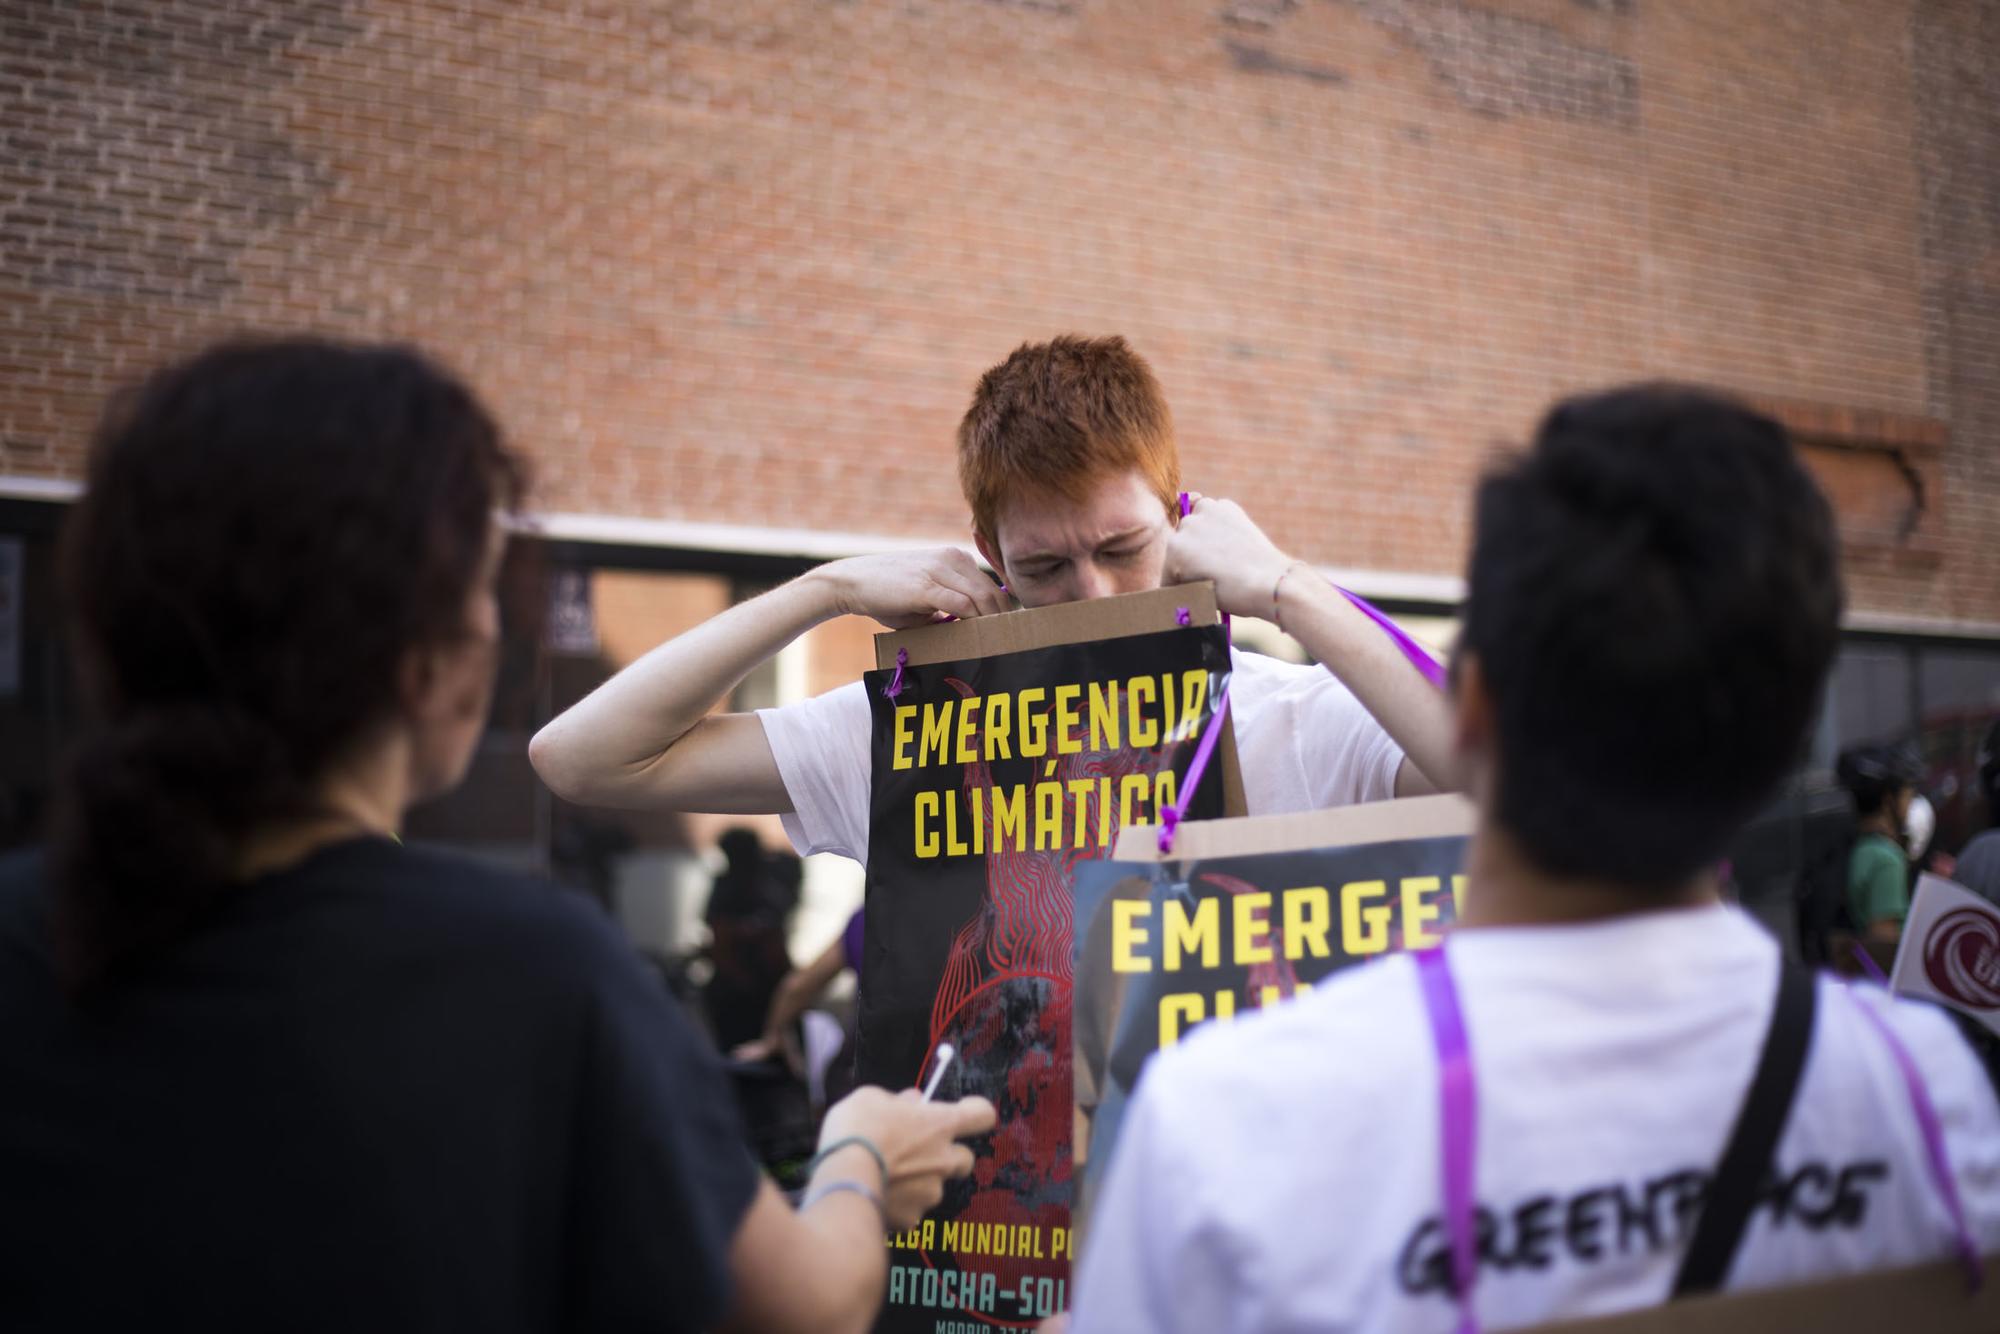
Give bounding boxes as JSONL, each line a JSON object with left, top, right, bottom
{"left": 1055, "top": 684, "right": 1083, "bottom": 755}
{"left": 1019, "top": 688, "right": 1048, "bottom": 756}
{"left": 920, "top": 701, "right": 954, "bottom": 767}
{"left": 1233, "top": 891, "right": 1274, "bottom": 964}
{"left": 915, "top": 791, "right": 940, "bottom": 859}
{"left": 1034, "top": 780, "right": 1062, "bottom": 851}
{"left": 1283, "top": 886, "right": 1332, "bottom": 961}
{"left": 1129, "top": 676, "right": 1158, "bottom": 748}
{"left": 1163, "top": 895, "right": 1220, "bottom": 970}
{"left": 1402, "top": 875, "right": 1443, "bottom": 949}
{"left": 1119, "top": 772, "right": 1152, "bottom": 828}
{"left": 1451, "top": 874, "right": 1467, "bottom": 914}
{"left": 1068, "top": 777, "right": 1095, "bottom": 847}
{"left": 1113, "top": 899, "right": 1151, "bottom": 973}
{"left": 1152, "top": 767, "right": 1177, "bottom": 820}
{"left": 994, "top": 785, "right": 1026, "bottom": 852}
{"left": 892, "top": 705, "right": 917, "bottom": 770}
{"left": 1097, "top": 776, "right": 1113, "bottom": 848}
{"left": 955, "top": 695, "right": 980, "bottom": 764}
{"left": 944, "top": 790, "right": 969, "bottom": 857}
{"left": 970, "top": 786, "right": 985, "bottom": 855}
{"left": 1160, "top": 992, "right": 1202, "bottom": 1046}
{"left": 1341, "top": 880, "right": 1393, "bottom": 954}
{"left": 1179, "top": 669, "right": 1209, "bottom": 742}
{"left": 984, "top": 692, "right": 1013, "bottom": 761}
{"left": 1089, "top": 680, "right": 1122, "bottom": 751}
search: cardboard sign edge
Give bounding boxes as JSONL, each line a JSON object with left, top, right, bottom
{"left": 874, "top": 584, "right": 1222, "bottom": 670}
{"left": 1110, "top": 793, "right": 1476, "bottom": 861}
{"left": 1522, "top": 1256, "right": 2000, "bottom": 1334}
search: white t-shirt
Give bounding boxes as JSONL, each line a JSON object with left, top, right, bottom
{"left": 756, "top": 647, "right": 1406, "bottom": 865}
{"left": 1072, "top": 904, "right": 2000, "bottom": 1334}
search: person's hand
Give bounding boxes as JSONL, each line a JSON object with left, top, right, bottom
{"left": 730, "top": 1032, "right": 806, "bottom": 1078}
{"left": 812, "top": 549, "right": 1011, "bottom": 629}
{"left": 815, "top": 1086, "right": 997, "bottom": 1230}
{"left": 1163, "top": 495, "right": 1294, "bottom": 619}
{"left": 731, "top": 1035, "right": 780, "bottom": 1063}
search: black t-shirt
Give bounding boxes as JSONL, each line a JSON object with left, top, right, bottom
{"left": 0, "top": 837, "right": 760, "bottom": 1333}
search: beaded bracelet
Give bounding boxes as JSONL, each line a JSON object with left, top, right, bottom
{"left": 808, "top": 1134, "right": 890, "bottom": 1190}
{"left": 803, "top": 1178, "right": 889, "bottom": 1229}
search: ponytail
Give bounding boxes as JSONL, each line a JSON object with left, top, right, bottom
{"left": 51, "top": 703, "right": 302, "bottom": 995}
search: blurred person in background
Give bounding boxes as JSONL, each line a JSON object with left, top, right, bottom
{"left": 735, "top": 904, "right": 868, "bottom": 1105}
{"left": 1838, "top": 744, "right": 1922, "bottom": 956}
{"left": 1952, "top": 720, "right": 2000, "bottom": 903}
{"left": 703, "top": 826, "right": 801, "bottom": 1051}
{"left": 0, "top": 338, "right": 992, "bottom": 1334}
{"left": 1070, "top": 387, "right": 2000, "bottom": 1333}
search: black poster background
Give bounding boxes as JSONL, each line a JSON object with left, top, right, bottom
{"left": 1072, "top": 833, "right": 1470, "bottom": 1216}
{"left": 861, "top": 624, "right": 1231, "bottom": 1332}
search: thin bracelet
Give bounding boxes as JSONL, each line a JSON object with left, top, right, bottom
{"left": 803, "top": 1178, "right": 889, "bottom": 1229}
{"left": 1272, "top": 559, "right": 1310, "bottom": 634}
{"left": 808, "top": 1134, "right": 889, "bottom": 1190}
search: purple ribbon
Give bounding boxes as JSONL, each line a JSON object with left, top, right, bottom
{"left": 1844, "top": 984, "right": 1983, "bottom": 1289}
{"left": 882, "top": 647, "right": 909, "bottom": 700}
{"left": 1852, "top": 945, "right": 1889, "bottom": 986}
{"left": 1339, "top": 586, "right": 1448, "bottom": 690}
{"left": 1416, "top": 946, "right": 1481, "bottom": 1334}
{"left": 1156, "top": 681, "right": 1231, "bottom": 855}
{"left": 1178, "top": 490, "right": 1443, "bottom": 689}
{"left": 1174, "top": 606, "right": 1191, "bottom": 627}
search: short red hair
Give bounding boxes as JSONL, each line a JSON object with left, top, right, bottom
{"left": 956, "top": 335, "right": 1180, "bottom": 541}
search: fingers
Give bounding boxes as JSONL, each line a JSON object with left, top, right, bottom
{"left": 923, "top": 581, "right": 982, "bottom": 621}
{"left": 947, "top": 1094, "right": 998, "bottom": 1136}
{"left": 932, "top": 548, "right": 1009, "bottom": 618}
{"left": 947, "top": 1143, "right": 976, "bottom": 1178}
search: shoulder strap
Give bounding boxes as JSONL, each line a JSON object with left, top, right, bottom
{"left": 1672, "top": 958, "right": 1818, "bottom": 1298}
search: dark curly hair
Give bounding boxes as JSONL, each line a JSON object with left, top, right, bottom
{"left": 1458, "top": 385, "right": 1843, "bottom": 891}
{"left": 52, "top": 337, "right": 528, "bottom": 994}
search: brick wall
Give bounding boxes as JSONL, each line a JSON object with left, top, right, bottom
{"left": 2, "top": 0, "right": 1996, "bottom": 622}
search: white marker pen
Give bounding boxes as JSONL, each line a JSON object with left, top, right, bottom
{"left": 921, "top": 1042, "right": 956, "bottom": 1101}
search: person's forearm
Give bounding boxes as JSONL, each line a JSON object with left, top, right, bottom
{"left": 761, "top": 952, "right": 843, "bottom": 1049}
{"left": 529, "top": 570, "right": 838, "bottom": 805}
{"left": 789, "top": 1188, "right": 889, "bottom": 1334}
{"left": 720, "top": 1174, "right": 884, "bottom": 1334}
{"left": 1276, "top": 569, "right": 1458, "bottom": 792}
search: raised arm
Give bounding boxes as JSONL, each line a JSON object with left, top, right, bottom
{"left": 1164, "top": 497, "right": 1457, "bottom": 796}
{"left": 528, "top": 549, "right": 1011, "bottom": 813}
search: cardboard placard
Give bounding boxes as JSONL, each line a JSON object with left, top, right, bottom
{"left": 876, "top": 584, "right": 1245, "bottom": 817}
{"left": 1889, "top": 873, "right": 2000, "bottom": 1036}
{"left": 1525, "top": 1255, "right": 2000, "bottom": 1333}
{"left": 1075, "top": 795, "right": 1474, "bottom": 1220}
{"left": 861, "top": 584, "right": 1247, "bottom": 1333}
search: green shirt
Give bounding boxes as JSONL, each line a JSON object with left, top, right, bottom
{"left": 1847, "top": 831, "right": 1910, "bottom": 928}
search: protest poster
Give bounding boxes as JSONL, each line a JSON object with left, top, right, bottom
{"left": 861, "top": 585, "right": 1243, "bottom": 1332}
{"left": 1072, "top": 795, "right": 1474, "bottom": 1218}
{"left": 1889, "top": 873, "right": 2000, "bottom": 1037}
